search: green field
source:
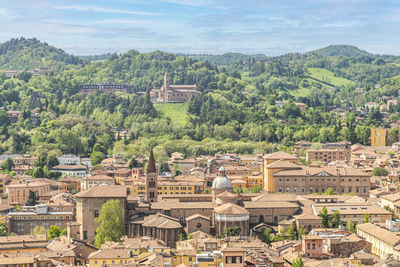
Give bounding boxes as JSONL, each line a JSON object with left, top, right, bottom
{"left": 154, "top": 102, "right": 189, "bottom": 125}
{"left": 308, "top": 67, "right": 354, "bottom": 87}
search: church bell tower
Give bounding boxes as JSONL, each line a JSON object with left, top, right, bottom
{"left": 145, "top": 149, "right": 158, "bottom": 202}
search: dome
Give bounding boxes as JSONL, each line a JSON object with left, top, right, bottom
{"left": 212, "top": 171, "right": 233, "bottom": 190}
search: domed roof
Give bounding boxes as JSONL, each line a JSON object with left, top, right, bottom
{"left": 212, "top": 168, "right": 233, "bottom": 190}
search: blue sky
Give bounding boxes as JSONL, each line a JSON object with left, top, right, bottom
{"left": 1, "top": 0, "right": 400, "bottom": 55}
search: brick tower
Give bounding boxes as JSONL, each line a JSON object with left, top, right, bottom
{"left": 145, "top": 149, "right": 158, "bottom": 203}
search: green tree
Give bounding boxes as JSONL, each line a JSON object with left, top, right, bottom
{"left": 0, "top": 223, "right": 8, "bottom": 236}
{"left": 286, "top": 223, "right": 296, "bottom": 240}
{"left": 94, "top": 199, "right": 125, "bottom": 248}
{"left": 292, "top": 257, "right": 303, "bottom": 267}
{"left": 46, "top": 156, "right": 59, "bottom": 169}
{"left": 187, "top": 233, "right": 193, "bottom": 240}
{"left": 364, "top": 213, "right": 370, "bottom": 223}
{"left": 1, "top": 158, "right": 14, "bottom": 172}
{"left": 223, "top": 227, "right": 241, "bottom": 236}
{"left": 332, "top": 211, "right": 341, "bottom": 227}
{"left": 371, "top": 167, "right": 388, "bottom": 176}
{"left": 31, "top": 225, "right": 46, "bottom": 235}
{"left": 47, "top": 225, "right": 62, "bottom": 240}
{"left": 298, "top": 225, "right": 305, "bottom": 239}
{"left": 26, "top": 190, "right": 39, "bottom": 206}
{"left": 318, "top": 206, "right": 330, "bottom": 228}
{"left": 347, "top": 219, "right": 356, "bottom": 233}
{"left": 90, "top": 151, "right": 105, "bottom": 166}
{"left": 32, "top": 167, "right": 45, "bottom": 178}
{"left": 324, "top": 187, "right": 336, "bottom": 195}
{"left": 179, "top": 233, "right": 185, "bottom": 241}
{"left": 262, "top": 228, "right": 272, "bottom": 245}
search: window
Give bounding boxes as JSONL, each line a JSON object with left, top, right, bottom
{"left": 196, "top": 223, "right": 202, "bottom": 229}
{"left": 83, "top": 231, "right": 88, "bottom": 240}
{"left": 312, "top": 244, "right": 315, "bottom": 249}
{"left": 279, "top": 187, "right": 283, "bottom": 193}
{"left": 94, "top": 210, "right": 99, "bottom": 218}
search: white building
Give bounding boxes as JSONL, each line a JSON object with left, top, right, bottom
{"left": 52, "top": 165, "right": 87, "bottom": 178}
{"left": 57, "top": 154, "right": 81, "bottom": 165}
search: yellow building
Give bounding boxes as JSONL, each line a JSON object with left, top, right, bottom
{"left": 89, "top": 237, "right": 171, "bottom": 267}
{"left": 357, "top": 223, "right": 400, "bottom": 260}
{"left": 263, "top": 151, "right": 298, "bottom": 192}
{"left": 172, "top": 249, "right": 197, "bottom": 266}
{"left": 130, "top": 177, "right": 206, "bottom": 196}
{"left": 370, "top": 128, "right": 387, "bottom": 147}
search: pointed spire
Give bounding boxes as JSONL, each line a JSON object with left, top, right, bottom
{"left": 146, "top": 148, "right": 156, "bottom": 174}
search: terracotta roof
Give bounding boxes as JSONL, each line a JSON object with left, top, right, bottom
{"left": 186, "top": 214, "right": 211, "bottom": 221}
{"left": 263, "top": 151, "right": 297, "bottom": 160}
{"left": 265, "top": 159, "right": 301, "bottom": 169}
{"left": 381, "top": 193, "right": 400, "bottom": 202}
{"left": 357, "top": 223, "right": 400, "bottom": 246}
{"left": 139, "top": 213, "right": 183, "bottom": 229}
{"left": 244, "top": 201, "right": 299, "bottom": 209}
{"left": 217, "top": 191, "right": 237, "bottom": 198}
{"left": 121, "top": 237, "right": 167, "bottom": 248}
{"left": 52, "top": 165, "right": 86, "bottom": 170}
{"left": 89, "top": 248, "right": 131, "bottom": 259}
{"left": 252, "top": 193, "right": 298, "bottom": 202}
{"left": 83, "top": 175, "right": 114, "bottom": 181}
{"left": 273, "top": 166, "right": 370, "bottom": 177}
{"left": 214, "top": 203, "right": 249, "bottom": 215}
{"left": 75, "top": 185, "right": 127, "bottom": 198}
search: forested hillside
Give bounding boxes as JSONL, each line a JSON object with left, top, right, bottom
{"left": 309, "top": 45, "right": 372, "bottom": 57}
{"left": 0, "top": 37, "right": 87, "bottom": 71}
{"left": 1, "top": 38, "right": 400, "bottom": 166}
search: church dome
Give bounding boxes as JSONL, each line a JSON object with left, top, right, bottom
{"left": 212, "top": 167, "right": 233, "bottom": 190}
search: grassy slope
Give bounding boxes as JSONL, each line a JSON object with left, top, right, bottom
{"left": 154, "top": 102, "right": 189, "bottom": 125}
{"left": 308, "top": 67, "right": 354, "bottom": 87}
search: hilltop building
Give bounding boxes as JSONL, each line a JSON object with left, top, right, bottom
{"left": 150, "top": 72, "right": 199, "bottom": 102}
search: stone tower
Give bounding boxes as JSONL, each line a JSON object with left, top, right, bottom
{"left": 163, "top": 72, "right": 170, "bottom": 90}
{"left": 146, "top": 149, "right": 158, "bottom": 203}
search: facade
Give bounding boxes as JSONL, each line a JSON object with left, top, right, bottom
{"left": 57, "top": 154, "right": 81, "bottom": 165}
{"left": 269, "top": 164, "right": 370, "bottom": 197}
{"left": 74, "top": 185, "right": 127, "bottom": 243}
{"left": 306, "top": 149, "right": 346, "bottom": 164}
{"left": 263, "top": 151, "right": 298, "bottom": 192}
{"left": 80, "top": 83, "right": 134, "bottom": 95}
{"left": 7, "top": 205, "right": 73, "bottom": 235}
{"left": 52, "top": 164, "right": 87, "bottom": 178}
{"left": 81, "top": 175, "right": 115, "bottom": 191}
{"left": 312, "top": 203, "right": 391, "bottom": 226}
{"left": 6, "top": 180, "right": 51, "bottom": 205}
{"left": 357, "top": 222, "right": 400, "bottom": 260}
{"left": 302, "top": 235, "right": 324, "bottom": 258}
{"left": 150, "top": 72, "right": 199, "bottom": 103}
{"left": 370, "top": 128, "right": 387, "bottom": 147}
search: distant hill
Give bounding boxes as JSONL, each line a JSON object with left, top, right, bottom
{"left": 309, "top": 45, "right": 372, "bottom": 57}
{"left": 0, "top": 37, "right": 88, "bottom": 71}
{"left": 184, "top": 52, "right": 269, "bottom": 65}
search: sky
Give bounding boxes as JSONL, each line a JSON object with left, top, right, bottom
{"left": 1, "top": 0, "right": 400, "bottom": 55}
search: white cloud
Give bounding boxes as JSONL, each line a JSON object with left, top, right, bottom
{"left": 0, "top": 8, "right": 20, "bottom": 19}
{"left": 53, "top": 5, "right": 162, "bottom": 16}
